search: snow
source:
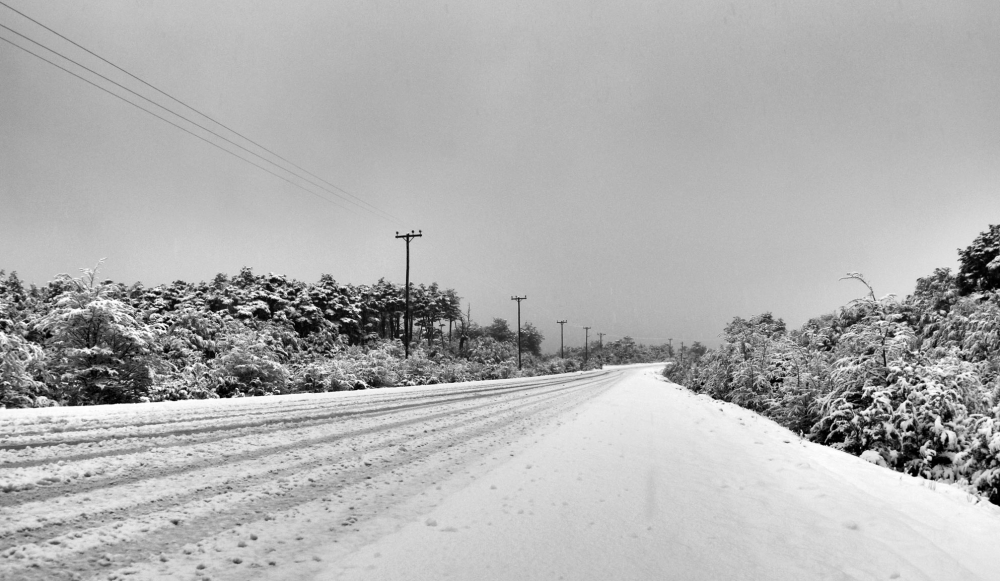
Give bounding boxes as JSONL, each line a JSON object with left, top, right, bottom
{"left": 1, "top": 370, "right": 610, "bottom": 580}
{"left": 4, "top": 364, "right": 1000, "bottom": 580}
{"left": 312, "top": 365, "right": 1000, "bottom": 581}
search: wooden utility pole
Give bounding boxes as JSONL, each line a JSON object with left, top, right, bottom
{"left": 584, "top": 326, "right": 591, "bottom": 365}
{"left": 598, "top": 332, "right": 606, "bottom": 350}
{"left": 438, "top": 323, "right": 446, "bottom": 349}
{"left": 556, "top": 320, "right": 567, "bottom": 359}
{"left": 395, "top": 230, "right": 422, "bottom": 358}
{"left": 511, "top": 295, "right": 527, "bottom": 369}
{"left": 459, "top": 304, "right": 470, "bottom": 354}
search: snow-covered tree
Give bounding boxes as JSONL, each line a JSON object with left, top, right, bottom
{"left": 36, "top": 262, "right": 163, "bottom": 404}
{"left": 957, "top": 224, "right": 1000, "bottom": 295}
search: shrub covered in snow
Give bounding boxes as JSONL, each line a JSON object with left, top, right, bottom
{"left": 1, "top": 263, "right": 648, "bottom": 407}
{"left": 666, "top": 225, "right": 1000, "bottom": 505}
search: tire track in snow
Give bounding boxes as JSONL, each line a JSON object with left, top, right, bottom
{"left": 0, "top": 374, "right": 575, "bottom": 452}
{"left": 0, "top": 375, "right": 586, "bottom": 493}
{"left": 0, "top": 375, "right": 609, "bottom": 540}
{"left": 0, "top": 371, "right": 621, "bottom": 581}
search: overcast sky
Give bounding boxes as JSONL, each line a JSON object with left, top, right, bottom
{"left": 2, "top": 0, "right": 999, "bottom": 351}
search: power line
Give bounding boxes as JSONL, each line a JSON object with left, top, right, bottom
{"left": 0, "top": 20, "right": 374, "bottom": 219}
{"left": 0, "top": 11, "right": 401, "bottom": 224}
{"left": 0, "top": 32, "right": 355, "bottom": 214}
{"left": 530, "top": 303, "right": 678, "bottom": 345}
{"left": 0, "top": 0, "right": 398, "bottom": 224}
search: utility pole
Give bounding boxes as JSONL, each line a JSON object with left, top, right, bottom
{"left": 556, "top": 320, "right": 567, "bottom": 359}
{"left": 395, "top": 230, "right": 422, "bottom": 359}
{"left": 597, "top": 332, "right": 605, "bottom": 350}
{"left": 511, "top": 295, "right": 527, "bottom": 369}
{"left": 584, "top": 326, "right": 591, "bottom": 365}
{"left": 438, "top": 323, "right": 446, "bottom": 349}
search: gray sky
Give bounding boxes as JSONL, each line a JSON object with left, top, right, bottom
{"left": 2, "top": 0, "right": 999, "bottom": 351}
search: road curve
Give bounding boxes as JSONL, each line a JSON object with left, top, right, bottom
{"left": 0, "top": 368, "right": 621, "bottom": 581}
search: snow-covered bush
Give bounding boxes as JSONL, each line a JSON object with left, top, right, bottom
{"left": 668, "top": 258, "right": 1000, "bottom": 505}
{"left": 0, "top": 328, "right": 47, "bottom": 408}
{"left": 36, "top": 263, "right": 164, "bottom": 405}
{"left": 209, "top": 332, "right": 288, "bottom": 397}
{"left": 150, "top": 362, "right": 218, "bottom": 400}
{"left": 1, "top": 263, "right": 606, "bottom": 405}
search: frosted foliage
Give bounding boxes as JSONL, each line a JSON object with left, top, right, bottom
{"left": 668, "top": 267, "right": 1000, "bottom": 505}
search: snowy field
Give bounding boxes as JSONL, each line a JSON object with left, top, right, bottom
{"left": 3, "top": 364, "right": 1000, "bottom": 580}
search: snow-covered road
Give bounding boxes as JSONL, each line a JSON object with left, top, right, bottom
{"left": 318, "top": 364, "right": 1000, "bottom": 581}
{"left": 1, "top": 369, "right": 620, "bottom": 580}
{"left": 4, "top": 364, "right": 1000, "bottom": 580}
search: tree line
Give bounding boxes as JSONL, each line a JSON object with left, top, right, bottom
{"left": 0, "top": 264, "right": 668, "bottom": 407}
{"left": 665, "top": 225, "right": 1000, "bottom": 504}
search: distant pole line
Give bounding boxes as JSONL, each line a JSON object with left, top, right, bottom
{"left": 584, "top": 326, "right": 591, "bottom": 365}
{"left": 395, "top": 230, "right": 422, "bottom": 359}
{"left": 511, "top": 295, "right": 527, "bottom": 370}
{"left": 598, "top": 332, "right": 605, "bottom": 350}
{"left": 0, "top": 6, "right": 402, "bottom": 224}
{"left": 556, "top": 320, "right": 567, "bottom": 359}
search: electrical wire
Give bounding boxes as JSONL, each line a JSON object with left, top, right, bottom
{"left": 0, "top": 0, "right": 399, "bottom": 224}
{"left": 0, "top": 21, "right": 369, "bottom": 219}
{"left": 0, "top": 32, "right": 357, "bottom": 214}
{"left": 533, "top": 303, "right": 676, "bottom": 344}
{"left": 0, "top": 8, "right": 402, "bottom": 224}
